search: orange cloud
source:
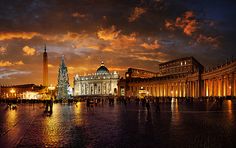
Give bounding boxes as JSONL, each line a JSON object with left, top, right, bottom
{"left": 141, "top": 40, "right": 160, "bottom": 50}
{"left": 165, "top": 11, "right": 198, "bottom": 36}
{"left": 165, "top": 20, "right": 175, "bottom": 30}
{"left": 109, "top": 67, "right": 127, "bottom": 72}
{"left": 183, "top": 19, "right": 197, "bottom": 36}
{"left": 97, "top": 25, "right": 121, "bottom": 41}
{"left": 0, "top": 46, "right": 6, "bottom": 54}
{"left": 0, "top": 61, "right": 13, "bottom": 67}
{"left": 68, "top": 66, "right": 90, "bottom": 75}
{"left": 72, "top": 12, "right": 87, "bottom": 18}
{"left": 196, "top": 34, "right": 219, "bottom": 48}
{"left": 15, "top": 61, "right": 24, "bottom": 65}
{"left": 184, "top": 11, "right": 194, "bottom": 19}
{"left": 0, "top": 60, "right": 24, "bottom": 67}
{"left": 22, "top": 46, "right": 36, "bottom": 56}
{"left": 128, "top": 7, "right": 146, "bottom": 22}
{"left": 108, "top": 33, "right": 137, "bottom": 51}
{"left": 41, "top": 32, "right": 87, "bottom": 42}
{"left": 0, "top": 32, "right": 39, "bottom": 41}
{"left": 48, "top": 64, "right": 55, "bottom": 68}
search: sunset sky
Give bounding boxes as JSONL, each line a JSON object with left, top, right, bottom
{"left": 0, "top": 0, "right": 236, "bottom": 86}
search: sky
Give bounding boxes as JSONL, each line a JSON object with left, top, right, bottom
{"left": 0, "top": 0, "right": 236, "bottom": 86}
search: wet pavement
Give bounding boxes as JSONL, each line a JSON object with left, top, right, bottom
{"left": 0, "top": 99, "right": 236, "bottom": 148}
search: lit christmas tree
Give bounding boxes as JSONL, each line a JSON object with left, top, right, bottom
{"left": 57, "top": 55, "right": 70, "bottom": 99}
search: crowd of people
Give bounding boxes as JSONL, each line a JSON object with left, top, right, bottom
{"left": 0, "top": 95, "right": 233, "bottom": 113}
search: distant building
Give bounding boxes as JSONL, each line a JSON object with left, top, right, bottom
{"left": 57, "top": 56, "right": 70, "bottom": 99}
{"left": 73, "top": 62, "right": 119, "bottom": 96}
{"left": 125, "top": 68, "right": 158, "bottom": 79}
{"left": 0, "top": 84, "right": 45, "bottom": 99}
{"left": 159, "top": 57, "right": 204, "bottom": 77}
{"left": 118, "top": 56, "right": 236, "bottom": 98}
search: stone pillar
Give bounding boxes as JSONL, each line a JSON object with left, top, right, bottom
{"left": 181, "top": 83, "right": 182, "bottom": 97}
{"left": 195, "top": 81, "right": 198, "bottom": 97}
{"left": 177, "top": 82, "right": 180, "bottom": 97}
{"left": 212, "top": 79, "right": 214, "bottom": 97}
{"left": 221, "top": 76, "right": 224, "bottom": 97}
{"left": 203, "top": 80, "right": 206, "bottom": 97}
{"left": 231, "top": 73, "right": 234, "bottom": 96}
{"left": 161, "top": 84, "right": 164, "bottom": 97}
{"left": 189, "top": 81, "right": 191, "bottom": 97}
{"left": 226, "top": 75, "right": 229, "bottom": 96}
{"left": 188, "top": 81, "right": 190, "bottom": 97}
{"left": 215, "top": 78, "right": 218, "bottom": 96}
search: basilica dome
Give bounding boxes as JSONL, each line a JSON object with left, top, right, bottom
{"left": 96, "top": 62, "right": 109, "bottom": 74}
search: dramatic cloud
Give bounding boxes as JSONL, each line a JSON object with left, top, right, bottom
{"left": 141, "top": 40, "right": 161, "bottom": 50}
{"left": 72, "top": 12, "right": 87, "bottom": 19}
{"left": 166, "top": 11, "right": 198, "bottom": 36}
{"left": 22, "top": 46, "right": 36, "bottom": 56}
{"left": 0, "top": 0, "right": 235, "bottom": 85}
{"left": 0, "top": 46, "right": 7, "bottom": 54}
{"left": 48, "top": 64, "right": 55, "bottom": 68}
{"left": 97, "top": 26, "right": 121, "bottom": 41}
{"left": 0, "top": 32, "right": 39, "bottom": 41}
{"left": 0, "top": 68, "right": 30, "bottom": 79}
{"left": 128, "top": 7, "right": 146, "bottom": 22}
{"left": 196, "top": 34, "right": 219, "bottom": 48}
{"left": 0, "top": 60, "right": 24, "bottom": 67}
{"left": 109, "top": 33, "right": 137, "bottom": 50}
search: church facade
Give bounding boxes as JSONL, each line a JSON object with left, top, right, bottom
{"left": 73, "top": 62, "right": 119, "bottom": 96}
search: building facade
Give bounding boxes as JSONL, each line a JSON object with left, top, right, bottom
{"left": 125, "top": 68, "right": 158, "bottom": 79}
{"left": 0, "top": 84, "right": 45, "bottom": 99}
{"left": 73, "top": 62, "right": 119, "bottom": 96}
{"left": 118, "top": 57, "right": 236, "bottom": 98}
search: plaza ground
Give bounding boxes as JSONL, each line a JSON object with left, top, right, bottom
{"left": 0, "top": 100, "right": 236, "bottom": 147}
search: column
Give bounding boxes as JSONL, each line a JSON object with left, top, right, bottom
{"left": 203, "top": 80, "right": 206, "bottom": 97}
{"left": 231, "top": 73, "right": 234, "bottom": 96}
{"left": 211, "top": 79, "right": 214, "bottom": 97}
{"left": 226, "top": 75, "right": 229, "bottom": 96}
{"left": 221, "top": 76, "right": 224, "bottom": 97}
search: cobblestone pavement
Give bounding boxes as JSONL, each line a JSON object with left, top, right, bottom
{"left": 0, "top": 100, "right": 236, "bottom": 148}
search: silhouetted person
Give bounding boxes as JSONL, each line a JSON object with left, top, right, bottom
{"left": 146, "top": 100, "right": 150, "bottom": 112}
{"left": 49, "top": 97, "right": 53, "bottom": 113}
{"left": 155, "top": 98, "right": 160, "bottom": 112}
{"left": 86, "top": 99, "right": 90, "bottom": 110}
{"left": 123, "top": 99, "right": 127, "bottom": 107}
{"left": 44, "top": 100, "right": 49, "bottom": 113}
{"left": 142, "top": 99, "right": 146, "bottom": 107}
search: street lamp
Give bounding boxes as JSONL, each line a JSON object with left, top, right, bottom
{"left": 48, "top": 84, "right": 55, "bottom": 99}
{"left": 10, "top": 88, "right": 15, "bottom": 98}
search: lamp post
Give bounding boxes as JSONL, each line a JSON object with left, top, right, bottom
{"left": 48, "top": 84, "right": 55, "bottom": 99}
{"left": 10, "top": 88, "right": 16, "bottom": 99}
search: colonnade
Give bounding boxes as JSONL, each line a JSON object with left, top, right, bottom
{"left": 203, "top": 73, "right": 235, "bottom": 97}
{"left": 128, "top": 72, "right": 235, "bottom": 98}
{"left": 130, "top": 80, "right": 188, "bottom": 97}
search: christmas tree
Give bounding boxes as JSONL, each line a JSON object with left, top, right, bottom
{"left": 57, "top": 55, "right": 70, "bottom": 99}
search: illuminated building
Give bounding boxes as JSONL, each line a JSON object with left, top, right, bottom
{"left": 0, "top": 84, "right": 45, "bottom": 99}
{"left": 73, "top": 62, "right": 119, "bottom": 96}
{"left": 125, "top": 68, "right": 158, "bottom": 79}
{"left": 118, "top": 57, "right": 236, "bottom": 98}
{"left": 43, "top": 45, "right": 48, "bottom": 87}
